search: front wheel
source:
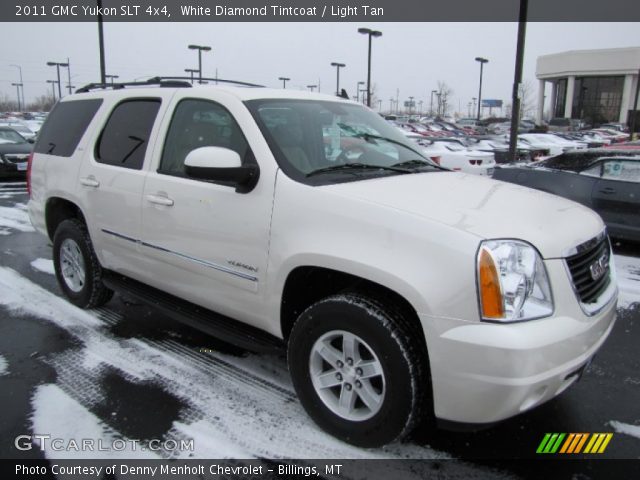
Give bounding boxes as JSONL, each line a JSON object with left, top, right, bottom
{"left": 288, "top": 293, "right": 430, "bottom": 447}
{"left": 53, "top": 219, "right": 113, "bottom": 308}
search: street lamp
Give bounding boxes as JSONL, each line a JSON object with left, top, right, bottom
{"left": 9, "top": 64, "right": 25, "bottom": 110}
{"left": 389, "top": 98, "right": 394, "bottom": 113}
{"left": 11, "top": 83, "right": 23, "bottom": 111}
{"left": 418, "top": 100, "right": 423, "bottom": 115}
{"left": 378, "top": 99, "right": 383, "bottom": 111}
{"left": 105, "top": 74, "right": 119, "bottom": 84}
{"left": 356, "top": 81, "right": 365, "bottom": 102}
{"left": 408, "top": 96, "right": 414, "bottom": 116}
{"left": 307, "top": 85, "right": 317, "bottom": 92}
{"left": 475, "top": 57, "right": 489, "bottom": 120}
{"left": 185, "top": 68, "right": 198, "bottom": 83}
{"left": 278, "top": 77, "right": 290, "bottom": 89}
{"left": 47, "top": 80, "right": 58, "bottom": 101}
{"left": 436, "top": 92, "right": 442, "bottom": 116}
{"left": 330, "top": 62, "right": 346, "bottom": 96}
{"left": 472, "top": 97, "right": 477, "bottom": 116}
{"left": 47, "top": 61, "right": 69, "bottom": 99}
{"left": 357, "top": 27, "right": 382, "bottom": 107}
{"left": 188, "top": 44, "right": 212, "bottom": 84}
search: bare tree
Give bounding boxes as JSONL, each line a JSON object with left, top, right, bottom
{"left": 27, "top": 95, "right": 56, "bottom": 112}
{"left": 519, "top": 80, "right": 537, "bottom": 120}
{"left": 0, "top": 93, "right": 19, "bottom": 112}
{"left": 436, "top": 81, "right": 454, "bottom": 117}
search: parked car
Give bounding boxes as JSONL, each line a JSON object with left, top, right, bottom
{"left": 405, "top": 136, "right": 496, "bottom": 176}
{"left": 493, "top": 149, "right": 640, "bottom": 242}
{"left": 0, "top": 122, "right": 37, "bottom": 141}
{"left": 28, "top": 80, "right": 617, "bottom": 447}
{"left": 547, "top": 117, "right": 582, "bottom": 132}
{"left": 0, "top": 126, "right": 33, "bottom": 177}
{"left": 518, "top": 133, "right": 587, "bottom": 156}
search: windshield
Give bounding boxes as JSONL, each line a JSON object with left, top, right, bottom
{"left": 0, "top": 129, "right": 26, "bottom": 144}
{"left": 245, "top": 99, "right": 437, "bottom": 184}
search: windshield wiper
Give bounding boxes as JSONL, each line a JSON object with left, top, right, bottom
{"left": 391, "top": 159, "right": 440, "bottom": 170}
{"left": 306, "top": 162, "right": 410, "bottom": 177}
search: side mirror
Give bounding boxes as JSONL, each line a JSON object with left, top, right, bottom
{"left": 184, "top": 146, "right": 259, "bottom": 193}
{"left": 27, "top": 138, "right": 35, "bottom": 144}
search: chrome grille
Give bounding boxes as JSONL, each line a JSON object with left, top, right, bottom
{"left": 3, "top": 154, "right": 29, "bottom": 164}
{"left": 565, "top": 235, "right": 611, "bottom": 304}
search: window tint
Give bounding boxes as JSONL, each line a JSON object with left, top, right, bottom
{"left": 96, "top": 99, "right": 160, "bottom": 170}
{"left": 159, "top": 99, "right": 250, "bottom": 177}
{"left": 601, "top": 160, "right": 640, "bottom": 182}
{"left": 34, "top": 99, "right": 103, "bottom": 157}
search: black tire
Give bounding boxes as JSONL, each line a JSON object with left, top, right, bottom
{"left": 52, "top": 218, "right": 113, "bottom": 308}
{"left": 288, "top": 292, "right": 430, "bottom": 447}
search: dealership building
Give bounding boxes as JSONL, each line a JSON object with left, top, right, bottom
{"left": 536, "top": 47, "right": 640, "bottom": 126}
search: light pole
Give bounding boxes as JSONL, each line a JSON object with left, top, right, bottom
{"left": 9, "top": 64, "right": 25, "bottom": 110}
{"left": 105, "top": 74, "right": 119, "bottom": 84}
{"left": 330, "top": 62, "right": 346, "bottom": 96}
{"left": 47, "top": 80, "right": 58, "bottom": 101}
{"left": 358, "top": 27, "right": 382, "bottom": 107}
{"left": 185, "top": 68, "right": 198, "bottom": 83}
{"left": 188, "top": 44, "right": 211, "bottom": 84}
{"left": 307, "top": 85, "right": 317, "bottom": 92}
{"left": 11, "top": 83, "right": 23, "bottom": 111}
{"left": 418, "top": 100, "right": 423, "bottom": 115}
{"left": 47, "top": 61, "right": 68, "bottom": 99}
{"left": 472, "top": 97, "right": 477, "bottom": 116}
{"left": 378, "top": 99, "right": 383, "bottom": 111}
{"left": 475, "top": 57, "right": 489, "bottom": 120}
{"left": 408, "top": 96, "right": 414, "bottom": 116}
{"left": 389, "top": 98, "right": 394, "bottom": 113}
{"left": 278, "top": 77, "right": 290, "bottom": 89}
{"left": 430, "top": 90, "right": 437, "bottom": 116}
{"left": 356, "top": 81, "right": 365, "bottom": 102}
{"left": 436, "top": 92, "right": 442, "bottom": 116}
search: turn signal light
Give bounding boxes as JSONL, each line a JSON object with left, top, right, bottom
{"left": 478, "top": 248, "right": 504, "bottom": 319}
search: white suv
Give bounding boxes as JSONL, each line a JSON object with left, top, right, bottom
{"left": 28, "top": 79, "right": 617, "bottom": 447}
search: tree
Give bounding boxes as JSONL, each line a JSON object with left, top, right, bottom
{"left": 26, "top": 95, "right": 56, "bottom": 112}
{"left": 436, "top": 81, "right": 454, "bottom": 117}
{"left": 519, "top": 80, "right": 537, "bottom": 120}
{"left": 0, "top": 93, "right": 18, "bottom": 112}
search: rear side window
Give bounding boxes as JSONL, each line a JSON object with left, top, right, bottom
{"left": 95, "top": 99, "right": 161, "bottom": 170}
{"left": 33, "top": 99, "right": 103, "bottom": 157}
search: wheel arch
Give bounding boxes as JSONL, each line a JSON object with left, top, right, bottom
{"left": 45, "top": 197, "right": 87, "bottom": 241}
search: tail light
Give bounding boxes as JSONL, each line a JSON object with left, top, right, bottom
{"left": 27, "top": 152, "right": 33, "bottom": 198}
{"left": 469, "top": 159, "right": 483, "bottom": 165}
{"left": 430, "top": 156, "right": 441, "bottom": 165}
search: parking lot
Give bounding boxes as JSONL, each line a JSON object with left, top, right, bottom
{"left": 0, "top": 179, "right": 639, "bottom": 478}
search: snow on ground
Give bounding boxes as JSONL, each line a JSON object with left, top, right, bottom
{"left": 0, "top": 205, "right": 35, "bottom": 233}
{"left": 30, "top": 384, "right": 159, "bottom": 459}
{"left": 615, "top": 254, "right": 640, "bottom": 309}
{"left": 0, "top": 355, "right": 7, "bottom": 376}
{"left": 609, "top": 420, "right": 640, "bottom": 440}
{"left": 30, "top": 258, "right": 55, "bottom": 275}
{"left": 0, "top": 266, "right": 463, "bottom": 467}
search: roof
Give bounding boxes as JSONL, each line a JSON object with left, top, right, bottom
{"left": 536, "top": 46, "right": 640, "bottom": 79}
{"left": 537, "top": 148, "right": 640, "bottom": 171}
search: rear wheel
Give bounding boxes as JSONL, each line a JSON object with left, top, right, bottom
{"left": 53, "top": 219, "right": 113, "bottom": 308}
{"left": 288, "top": 292, "right": 430, "bottom": 447}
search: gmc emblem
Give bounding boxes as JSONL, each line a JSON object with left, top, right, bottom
{"left": 589, "top": 253, "right": 609, "bottom": 281}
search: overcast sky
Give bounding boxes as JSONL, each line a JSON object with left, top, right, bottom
{"left": 1, "top": 22, "right": 639, "bottom": 115}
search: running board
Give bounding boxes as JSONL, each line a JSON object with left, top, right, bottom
{"left": 102, "top": 271, "right": 283, "bottom": 354}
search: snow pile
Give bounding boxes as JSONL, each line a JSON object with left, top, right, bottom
{"left": 30, "top": 258, "right": 55, "bottom": 275}
{"left": 609, "top": 420, "right": 640, "bottom": 440}
{"left": 0, "top": 205, "right": 35, "bottom": 232}
{"left": 614, "top": 254, "right": 640, "bottom": 309}
{"left": 0, "top": 355, "right": 8, "bottom": 376}
{"left": 30, "top": 384, "right": 159, "bottom": 459}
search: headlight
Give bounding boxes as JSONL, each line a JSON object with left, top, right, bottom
{"left": 477, "top": 240, "right": 553, "bottom": 322}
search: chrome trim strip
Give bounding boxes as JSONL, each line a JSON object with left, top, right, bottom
{"left": 561, "top": 229, "right": 608, "bottom": 258}
{"left": 101, "top": 229, "right": 258, "bottom": 283}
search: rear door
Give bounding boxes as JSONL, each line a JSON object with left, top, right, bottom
{"left": 591, "top": 159, "right": 640, "bottom": 238}
{"left": 76, "top": 93, "right": 171, "bottom": 278}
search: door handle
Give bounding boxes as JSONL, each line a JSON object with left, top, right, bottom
{"left": 598, "top": 187, "right": 616, "bottom": 194}
{"left": 146, "top": 194, "right": 174, "bottom": 206}
{"left": 79, "top": 176, "right": 100, "bottom": 188}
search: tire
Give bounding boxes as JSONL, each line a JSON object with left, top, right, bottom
{"left": 52, "top": 218, "right": 113, "bottom": 308}
{"left": 288, "top": 292, "right": 430, "bottom": 447}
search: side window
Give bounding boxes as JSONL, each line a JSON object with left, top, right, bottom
{"left": 580, "top": 163, "right": 602, "bottom": 177}
{"left": 601, "top": 160, "right": 640, "bottom": 182}
{"left": 34, "top": 99, "right": 103, "bottom": 157}
{"left": 159, "top": 99, "right": 250, "bottom": 177}
{"left": 95, "top": 99, "right": 160, "bottom": 170}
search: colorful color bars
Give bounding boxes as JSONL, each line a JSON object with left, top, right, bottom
{"left": 536, "top": 433, "right": 613, "bottom": 454}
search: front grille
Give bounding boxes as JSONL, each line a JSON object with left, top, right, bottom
{"left": 565, "top": 235, "right": 611, "bottom": 304}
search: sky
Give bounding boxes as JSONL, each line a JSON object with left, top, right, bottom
{"left": 1, "top": 21, "right": 639, "bottom": 116}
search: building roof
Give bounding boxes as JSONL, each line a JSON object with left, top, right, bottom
{"left": 536, "top": 47, "right": 640, "bottom": 79}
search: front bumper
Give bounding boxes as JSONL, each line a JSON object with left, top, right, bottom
{"left": 422, "top": 258, "right": 618, "bottom": 424}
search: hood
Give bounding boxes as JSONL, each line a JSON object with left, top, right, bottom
{"left": 324, "top": 172, "right": 604, "bottom": 258}
{"left": 0, "top": 142, "right": 32, "bottom": 155}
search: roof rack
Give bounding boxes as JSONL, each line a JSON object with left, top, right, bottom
{"left": 76, "top": 77, "right": 191, "bottom": 93}
{"left": 76, "top": 76, "right": 265, "bottom": 94}
{"left": 160, "top": 76, "right": 265, "bottom": 88}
